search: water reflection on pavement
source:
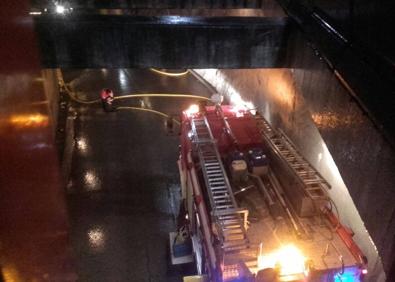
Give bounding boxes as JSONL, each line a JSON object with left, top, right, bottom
{"left": 65, "top": 69, "right": 211, "bottom": 281}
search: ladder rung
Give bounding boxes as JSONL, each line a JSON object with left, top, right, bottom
{"left": 211, "top": 192, "right": 228, "bottom": 196}
{"left": 206, "top": 169, "right": 221, "bottom": 173}
{"left": 210, "top": 186, "right": 227, "bottom": 191}
{"left": 203, "top": 156, "right": 216, "bottom": 159}
{"left": 225, "top": 234, "right": 245, "bottom": 241}
{"left": 213, "top": 195, "right": 228, "bottom": 199}
{"left": 213, "top": 208, "right": 247, "bottom": 216}
{"left": 212, "top": 186, "right": 227, "bottom": 190}
{"left": 209, "top": 178, "right": 225, "bottom": 182}
{"left": 212, "top": 193, "right": 228, "bottom": 197}
{"left": 298, "top": 171, "right": 314, "bottom": 176}
{"left": 224, "top": 245, "right": 249, "bottom": 252}
{"left": 212, "top": 192, "right": 228, "bottom": 196}
{"left": 204, "top": 162, "right": 219, "bottom": 166}
{"left": 210, "top": 183, "right": 226, "bottom": 186}
{"left": 305, "top": 187, "right": 323, "bottom": 192}
{"left": 216, "top": 205, "right": 235, "bottom": 210}
{"left": 206, "top": 168, "right": 221, "bottom": 171}
{"left": 223, "top": 223, "right": 242, "bottom": 229}
{"left": 222, "top": 221, "right": 242, "bottom": 227}
{"left": 221, "top": 217, "right": 240, "bottom": 222}
{"left": 304, "top": 180, "right": 321, "bottom": 185}
{"left": 222, "top": 224, "right": 242, "bottom": 230}
{"left": 223, "top": 228, "right": 244, "bottom": 234}
{"left": 215, "top": 200, "right": 233, "bottom": 205}
{"left": 223, "top": 239, "right": 248, "bottom": 248}
{"left": 210, "top": 184, "right": 226, "bottom": 189}
{"left": 207, "top": 174, "right": 222, "bottom": 178}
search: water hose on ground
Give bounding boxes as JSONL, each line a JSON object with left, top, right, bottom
{"left": 65, "top": 91, "right": 211, "bottom": 104}
{"left": 57, "top": 68, "right": 209, "bottom": 104}
{"left": 149, "top": 68, "right": 190, "bottom": 77}
{"left": 115, "top": 93, "right": 210, "bottom": 102}
{"left": 56, "top": 68, "right": 202, "bottom": 125}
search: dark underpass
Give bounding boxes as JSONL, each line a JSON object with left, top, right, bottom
{"left": 1, "top": 1, "right": 395, "bottom": 282}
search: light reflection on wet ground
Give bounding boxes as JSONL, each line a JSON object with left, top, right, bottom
{"left": 87, "top": 226, "right": 106, "bottom": 252}
{"left": 65, "top": 69, "right": 211, "bottom": 281}
{"left": 76, "top": 136, "right": 88, "bottom": 154}
{"left": 83, "top": 170, "right": 101, "bottom": 192}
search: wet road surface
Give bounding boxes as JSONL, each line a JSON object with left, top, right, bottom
{"left": 63, "top": 69, "right": 212, "bottom": 281}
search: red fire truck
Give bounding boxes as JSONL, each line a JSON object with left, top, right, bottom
{"left": 171, "top": 103, "right": 367, "bottom": 282}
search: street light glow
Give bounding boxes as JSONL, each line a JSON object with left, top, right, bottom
{"left": 55, "top": 5, "right": 65, "bottom": 14}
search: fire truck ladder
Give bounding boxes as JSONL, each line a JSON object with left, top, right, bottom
{"left": 191, "top": 116, "right": 253, "bottom": 265}
{"left": 255, "top": 116, "right": 330, "bottom": 202}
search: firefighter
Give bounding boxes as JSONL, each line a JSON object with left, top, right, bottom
{"left": 100, "top": 88, "right": 115, "bottom": 112}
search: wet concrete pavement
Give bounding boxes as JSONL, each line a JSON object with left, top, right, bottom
{"left": 63, "top": 69, "right": 211, "bottom": 281}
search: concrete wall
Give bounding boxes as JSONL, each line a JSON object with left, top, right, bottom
{"left": 289, "top": 32, "right": 395, "bottom": 279}
{"left": 195, "top": 58, "right": 393, "bottom": 279}
{"left": 35, "top": 15, "right": 289, "bottom": 69}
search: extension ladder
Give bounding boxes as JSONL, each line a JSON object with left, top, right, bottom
{"left": 191, "top": 116, "right": 255, "bottom": 267}
{"left": 255, "top": 116, "right": 329, "bottom": 201}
